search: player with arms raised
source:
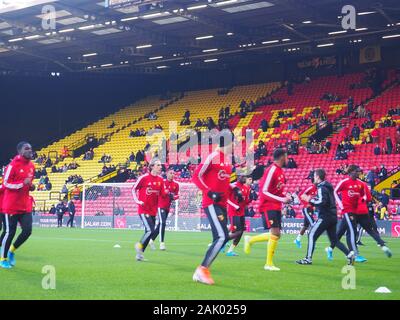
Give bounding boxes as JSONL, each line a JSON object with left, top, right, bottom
{"left": 244, "top": 148, "right": 292, "bottom": 271}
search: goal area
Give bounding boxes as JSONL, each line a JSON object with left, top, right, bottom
{"left": 80, "top": 182, "right": 203, "bottom": 232}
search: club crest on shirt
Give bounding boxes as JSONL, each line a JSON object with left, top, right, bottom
{"left": 218, "top": 170, "right": 231, "bottom": 180}
{"left": 218, "top": 215, "right": 225, "bottom": 222}
{"left": 146, "top": 186, "right": 160, "bottom": 196}
{"left": 348, "top": 190, "right": 360, "bottom": 197}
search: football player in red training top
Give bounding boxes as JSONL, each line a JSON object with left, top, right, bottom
{"left": 151, "top": 168, "right": 180, "bottom": 251}
{"left": 333, "top": 169, "right": 392, "bottom": 261}
{"left": 294, "top": 177, "right": 318, "bottom": 249}
{"left": 244, "top": 148, "right": 292, "bottom": 271}
{"left": 191, "top": 134, "right": 234, "bottom": 285}
{"left": 329, "top": 164, "right": 367, "bottom": 262}
{"left": 225, "top": 168, "right": 253, "bottom": 257}
{"left": 0, "top": 182, "right": 4, "bottom": 244}
{"left": 132, "top": 158, "right": 166, "bottom": 262}
{"left": 1, "top": 142, "right": 36, "bottom": 269}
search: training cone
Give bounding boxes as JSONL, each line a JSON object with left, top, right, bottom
{"left": 375, "top": 287, "right": 391, "bottom": 294}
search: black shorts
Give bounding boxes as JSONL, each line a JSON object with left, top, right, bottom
{"left": 262, "top": 210, "right": 282, "bottom": 229}
{"left": 229, "top": 215, "right": 245, "bottom": 232}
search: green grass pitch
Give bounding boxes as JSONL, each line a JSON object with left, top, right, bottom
{"left": 0, "top": 227, "right": 399, "bottom": 300}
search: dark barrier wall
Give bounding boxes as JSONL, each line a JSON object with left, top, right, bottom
{"left": 0, "top": 74, "right": 154, "bottom": 164}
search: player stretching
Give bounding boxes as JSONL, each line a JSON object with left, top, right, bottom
{"left": 294, "top": 180, "right": 317, "bottom": 249}
{"left": 244, "top": 148, "right": 292, "bottom": 271}
{"left": 191, "top": 137, "right": 233, "bottom": 285}
{"left": 152, "top": 168, "right": 180, "bottom": 251}
{"left": 296, "top": 169, "right": 355, "bottom": 265}
{"left": 226, "top": 169, "right": 252, "bottom": 257}
{"left": 132, "top": 158, "right": 165, "bottom": 262}
{"left": 351, "top": 177, "right": 391, "bottom": 259}
{"left": 1, "top": 142, "right": 35, "bottom": 269}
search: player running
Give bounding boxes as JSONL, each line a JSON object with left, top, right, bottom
{"left": 294, "top": 180, "right": 317, "bottom": 249}
{"left": 132, "top": 158, "right": 166, "bottom": 262}
{"left": 191, "top": 135, "right": 233, "bottom": 285}
{"left": 1, "top": 142, "right": 36, "bottom": 269}
{"left": 323, "top": 165, "right": 366, "bottom": 263}
{"left": 244, "top": 148, "right": 292, "bottom": 271}
{"left": 152, "top": 168, "right": 180, "bottom": 251}
{"left": 348, "top": 177, "right": 391, "bottom": 260}
{"left": 296, "top": 169, "right": 355, "bottom": 265}
{"left": 226, "top": 168, "right": 253, "bottom": 257}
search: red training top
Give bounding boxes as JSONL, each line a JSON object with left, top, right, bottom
{"left": 227, "top": 181, "right": 251, "bottom": 217}
{"left": 334, "top": 177, "right": 365, "bottom": 214}
{"left": 132, "top": 173, "right": 165, "bottom": 216}
{"left": 192, "top": 150, "right": 233, "bottom": 209}
{"left": 158, "top": 179, "right": 180, "bottom": 210}
{"left": 259, "top": 163, "right": 287, "bottom": 212}
{"left": 2, "top": 156, "right": 35, "bottom": 215}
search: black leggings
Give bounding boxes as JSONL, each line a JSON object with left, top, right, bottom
{"left": 0, "top": 213, "right": 33, "bottom": 259}
{"left": 66, "top": 214, "right": 75, "bottom": 228}
{"left": 139, "top": 214, "right": 158, "bottom": 252}
{"left": 307, "top": 216, "right": 350, "bottom": 260}
{"left": 202, "top": 205, "right": 229, "bottom": 268}
{"left": 152, "top": 208, "right": 169, "bottom": 243}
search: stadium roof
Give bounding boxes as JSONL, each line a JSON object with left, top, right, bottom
{"left": 0, "top": 0, "right": 399, "bottom": 74}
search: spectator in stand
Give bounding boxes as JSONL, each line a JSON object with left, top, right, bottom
{"left": 61, "top": 184, "right": 68, "bottom": 195}
{"left": 325, "top": 139, "right": 332, "bottom": 150}
{"left": 61, "top": 146, "right": 70, "bottom": 159}
{"left": 272, "top": 119, "right": 280, "bottom": 128}
{"left": 378, "top": 165, "right": 388, "bottom": 181}
{"left": 351, "top": 124, "right": 360, "bottom": 141}
{"left": 287, "top": 140, "right": 299, "bottom": 155}
{"left": 260, "top": 119, "right": 268, "bottom": 132}
{"left": 363, "top": 133, "right": 373, "bottom": 144}
{"left": 375, "top": 203, "right": 387, "bottom": 220}
{"left": 287, "top": 158, "right": 297, "bottom": 169}
{"left": 291, "top": 131, "right": 299, "bottom": 143}
{"left": 71, "top": 185, "right": 81, "bottom": 200}
{"left": 347, "top": 96, "right": 354, "bottom": 116}
{"left": 312, "top": 107, "right": 321, "bottom": 119}
{"left": 374, "top": 144, "right": 381, "bottom": 155}
{"left": 379, "top": 191, "right": 390, "bottom": 209}
{"left": 336, "top": 164, "right": 349, "bottom": 175}
{"left": 356, "top": 104, "right": 367, "bottom": 118}
{"left": 366, "top": 169, "right": 376, "bottom": 189}
{"left": 386, "top": 137, "right": 393, "bottom": 155}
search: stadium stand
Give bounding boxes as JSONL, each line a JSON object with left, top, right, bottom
{"left": 30, "top": 70, "right": 400, "bottom": 221}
